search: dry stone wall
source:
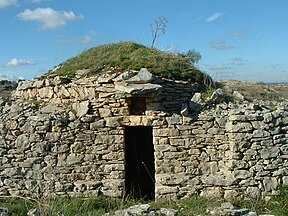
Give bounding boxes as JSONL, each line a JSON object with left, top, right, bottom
{"left": 154, "top": 102, "right": 288, "bottom": 200}
{"left": 0, "top": 69, "right": 288, "bottom": 200}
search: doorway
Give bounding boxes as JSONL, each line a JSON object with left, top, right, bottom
{"left": 124, "top": 126, "right": 155, "bottom": 200}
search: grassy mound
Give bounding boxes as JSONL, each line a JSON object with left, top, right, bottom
{"left": 44, "top": 41, "right": 214, "bottom": 90}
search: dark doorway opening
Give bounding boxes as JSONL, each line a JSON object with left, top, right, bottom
{"left": 124, "top": 126, "right": 155, "bottom": 200}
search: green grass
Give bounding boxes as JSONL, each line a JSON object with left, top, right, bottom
{"left": 2, "top": 187, "right": 288, "bottom": 215}
{"left": 231, "top": 186, "right": 288, "bottom": 216}
{"left": 43, "top": 41, "right": 215, "bottom": 91}
{"left": 0, "top": 197, "right": 35, "bottom": 216}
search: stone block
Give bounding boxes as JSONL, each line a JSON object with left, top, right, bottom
{"left": 102, "top": 152, "right": 124, "bottom": 160}
{"left": 153, "top": 128, "right": 179, "bottom": 137}
{"left": 224, "top": 190, "right": 239, "bottom": 200}
{"left": 156, "top": 174, "right": 188, "bottom": 186}
{"left": 229, "top": 114, "right": 263, "bottom": 122}
{"left": 38, "top": 87, "right": 54, "bottom": 98}
{"left": 245, "top": 187, "right": 260, "bottom": 199}
{"left": 200, "top": 162, "right": 219, "bottom": 175}
{"left": 102, "top": 179, "right": 124, "bottom": 189}
{"left": 75, "top": 133, "right": 94, "bottom": 141}
{"left": 200, "top": 187, "right": 224, "bottom": 198}
{"left": 207, "top": 127, "right": 224, "bottom": 135}
{"left": 95, "top": 134, "right": 124, "bottom": 144}
{"left": 155, "top": 185, "right": 178, "bottom": 195}
{"left": 225, "top": 122, "right": 253, "bottom": 133}
{"left": 166, "top": 116, "right": 183, "bottom": 125}
{"left": 3, "top": 167, "right": 22, "bottom": 177}
{"left": 201, "top": 175, "right": 235, "bottom": 186}
{"left": 233, "top": 170, "right": 252, "bottom": 180}
{"left": 252, "top": 130, "right": 271, "bottom": 138}
{"left": 66, "top": 153, "right": 84, "bottom": 165}
{"left": 263, "top": 177, "right": 278, "bottom": 192}
{"left": 115, "top": 82, "right": 162, "bottom": 95}
{"left": 260, "top": 147, "right": 280, "bottom": 159}
{"left": 105, "top": 117, "right": 123, "bottom": 127}
{"left": 72, "top": 100, "right": 89, "bottom": 117}
{"left": 169, "top": 138, "right": 185, "bottom": 146}
{"left": 90, "top": 119, "right": 106, "bottom": 129}
{"left": 15, "top": 134, "right": 30, "bottom": 150}
{"left": 282, "top": 176, "right": 288, "bottom": 186}
{"left": 104, "top": 164, "right": 125, "bottom": 172}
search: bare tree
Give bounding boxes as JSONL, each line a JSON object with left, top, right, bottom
{"left": 150, "top": 16, "right": 168, "bottom": 48}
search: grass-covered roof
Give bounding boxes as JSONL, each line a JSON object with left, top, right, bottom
{"left": 44, "top": 41, "right": 214, "bottom": 90}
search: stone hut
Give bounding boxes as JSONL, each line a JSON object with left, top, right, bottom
{"left": 0, "top": 68, "right": 288, "bottom": 200}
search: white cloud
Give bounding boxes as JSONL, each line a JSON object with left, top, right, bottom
{"left": 228, "top": 57, "right": 247, "bottom": 66}
{"left": 266, "top": 64, "right": 280, "bottom": 69}
{"left": 206, "top": 64, "right": 232, "bottom": 71}
{"left": 16, "top": 7, "right": 84, "bottom": 29}
{"left": 0, "top": 73, "right": 22, "bottom": 81}
{"left": 30, "top": 0, "right": 52, "bottom": 3}
{"left": 206, "top": 12, "right": 222, "bottom": 22}
{"left": 80, "top": 31, "right": 96, "bottom": 44}
{"left": 0, "top": 0, "right": 17, "bottom": 9}
{"left": 57, "top": 35, "right": 74, "bottom": 44}
{"left": 4, "top": 58, "right": 35, "bottom": 67}
{"left": 30, "top": 0, "right": 51, "bottom": 2}
{"left": 209, "top": 40, "right": 235, "bottom": 50}
{"left": 81, "top": 35, "right": 93, "bottom": 44}
{"left": 232, "top": 30, "right": 245, "bottom": 37}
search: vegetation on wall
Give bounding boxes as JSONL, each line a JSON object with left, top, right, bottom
{"left": 43, "top": 41, "right": 215, "bottom": 91}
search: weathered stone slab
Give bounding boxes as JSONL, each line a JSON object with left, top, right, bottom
{"left": 40, "top": 104, "right": 64, "bottom": 113}
{"left": 260, "top": 147, "right": 280, "bottom": 159}
{"left": 72, "top": 100, "right": 89, "bottom": 117}
{"left": 225, "top": 122, "right": 253, "bottom": 133}
{"left": 15, "top": 134, "right": 30, "bottom": 150}
{"left": 114, "top": 82, "right": 162, "bottom": 95}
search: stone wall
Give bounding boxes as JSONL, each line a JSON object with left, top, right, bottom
{"left": 154, "top": 102, "right": 288, "bottom": 199}
{"left": 0, "top": 70, "right": 288, "bottom": 200}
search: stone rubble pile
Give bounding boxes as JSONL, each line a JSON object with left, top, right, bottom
{"left": 104, "top": 204, "right": 178, "bottom": 216}
{"left": 208, "top": 202, "right": 255, "bottom": 216}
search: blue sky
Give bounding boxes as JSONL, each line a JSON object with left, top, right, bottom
{"left": 1, "top": 0, "right": 288, "bottom": 82}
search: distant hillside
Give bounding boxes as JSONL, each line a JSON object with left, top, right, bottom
{"left": 43, "top": 41, "right": 214, "bottom": 90}
{"left": 220, "top": 80, "right": 288, "bottom": 102}
{"left": 0, "top": 80, "right": 18, "bottom": 100}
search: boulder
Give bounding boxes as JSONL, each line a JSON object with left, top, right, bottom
{"left": 125, "top": 68, "right": 155, "bottom": 84}
{"left": 233, "top": 91, "right": 245, "bottom": 101}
